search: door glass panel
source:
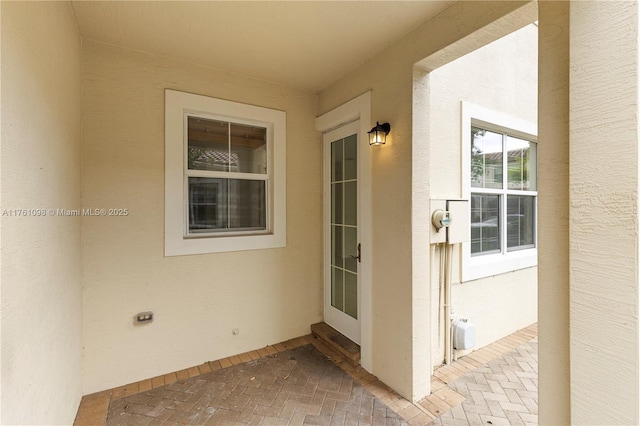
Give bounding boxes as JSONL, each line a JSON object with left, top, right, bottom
{"left": 344, "top": 272, "right": 358, "bottom": 319}
{"left": 344, "top": 227, "right": 358, "bottom": 273}
{"left": 332, "top": 183, "right": 343, "bottom": 225}
{"left": 344, "top": 135, "right": 357, "bottom": 180}
{"left": 331, "top": 267, "right": 344, "bottom": 310}
{"left": 329, "top": 135, "right": 358, "bottom": 321}
{"left": 344, "top": 181, "right": 357, "bottom": 226}
{"left": 331, "top": 139, "right": 343, "bottom": 182}
{"left": 332, "top": 225, "right": 343, "bottom": 268}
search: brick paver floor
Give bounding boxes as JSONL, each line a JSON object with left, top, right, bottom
{"left": 106, "top": 344, "right": 407, "bottom": 425}
{"left": 427, "top": 338, "right": 538, "bottom": 426}
{"left": 81, "top": 327, "right": 537, "bottom": 425}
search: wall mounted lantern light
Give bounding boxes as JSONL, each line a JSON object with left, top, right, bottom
{"left": 368, "top": 121, "right": 391, "bottom": 146}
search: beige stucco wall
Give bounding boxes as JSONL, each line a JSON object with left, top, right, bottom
{"left": 569, "top": 1, "right": 639, "bottom": 423}
{"left": 538, "top": 2, "right": 640, "bottom": 422}
{"left": 81, "top": 41, "right": 322, "bottom": 393}
{"left": 427, "top": 24, "right": 538, "bottom": 364}
{"left": 318, "top": 1, "right": 535, "bottom": 401}
{"left": 0, "top": 2, "right": 83, "bottom": 423}
{"left": 2, "top": 2, "right": 639, "bottom": 423}
{"left": 537, "top": 2, "right": 570, "bottom": 424}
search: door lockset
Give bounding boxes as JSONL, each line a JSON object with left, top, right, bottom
{"left": 350, "top": 243, "right": 362, "bottom": 263}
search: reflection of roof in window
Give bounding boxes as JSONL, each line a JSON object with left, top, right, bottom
{"left": 480, "top": 150, "right": 528, "bottom": 162}
{"left": 192, "top": 149, "right": 239, "bottom": 166}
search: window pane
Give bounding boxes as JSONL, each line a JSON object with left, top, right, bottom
{"left": 188, "top": 177, "right": 227, "bottom": 231}
{"left": 188, "top": 178, "right": 266, "bottom": 233}
{"left": 471, "top": 127, "right": 503, "bottom": 189}
{"left": 230, "top": 123, "right": 267, "bottom": 174}
{"left": 507, "top": 136, "right": 537, "bottom": 190}
{"left": 507, "top": 195, "right": 535, "bottom": 250}
{"left": 188, "top": 117, "right": 230, "bottom": 172}
{"left": 471, "top": 194, "right": 501, "bottom": 255}
{"left": 227, "top": 179, "right": 267, "bottom": 230}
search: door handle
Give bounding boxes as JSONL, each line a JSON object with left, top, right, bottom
{"left": 350, "top": 243, "right": 361, "bottom": 263}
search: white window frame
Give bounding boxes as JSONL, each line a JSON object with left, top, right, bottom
{"left": 461, "top": 102, "right": 537, "bottom": 281}
{"left": 165, "top": 90, "right": 286, "bottom": 256}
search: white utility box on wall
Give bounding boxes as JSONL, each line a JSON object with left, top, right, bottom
{"left": 430, "top": 199, "right": 470, "bottom": 244}
{"left": 453, "top": 318, "right": 476, "bottom": 350}
{"left": 446, "top": 199, "right": 469, "bottom": 244}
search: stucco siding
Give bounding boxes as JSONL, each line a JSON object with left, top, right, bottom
{"left": 537, "top": 2, "right": 570, "bottom": 424}
{"left": 81, "top": 40, "right": 322, "bottom": 394}
{"left": 569, "top": 2, "right": 639, "bottom": 423}
{"left": 318, "top": 1, "right": 535, "bottom": 402}
{"left": 0, "top": 2, "right": 83, "bottom": 423}
{"left": 427, "top": 24, "right": 538, "bottom": 364}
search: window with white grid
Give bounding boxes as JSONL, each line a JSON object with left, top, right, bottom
{"left": 462, "top": 103, "right": 537, "bottom": 281}
{"left": 165, "top": 90, "right": 286, "bottom": 256}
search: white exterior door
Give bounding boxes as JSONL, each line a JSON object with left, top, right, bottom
{"left": 323, "top": 120, "right": 361, "bottom": 343}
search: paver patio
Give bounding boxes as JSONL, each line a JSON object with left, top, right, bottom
{"left": 426, "top": 339, "right": 538, "bottom": 426}
{"left": 75, "top": 325, "right": 538, "bottom": 425}
{"left": 105, "top": 344, "right": 405, "bottom": 425}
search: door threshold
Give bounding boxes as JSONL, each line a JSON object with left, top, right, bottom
{"left": 311, "top": 322, "right": 360, "bottom": 366}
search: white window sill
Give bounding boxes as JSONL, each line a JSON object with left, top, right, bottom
{"left": 462, "top": 247, "right": 537, "bottom": 282}
{"left": 165, "top": 232, "right": 285, "bottom": 256}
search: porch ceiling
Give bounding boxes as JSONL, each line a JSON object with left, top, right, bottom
{"left": 70, "top": 1, "right": 455, "bottom": 92}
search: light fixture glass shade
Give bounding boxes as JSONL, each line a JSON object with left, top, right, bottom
{"left": 368, "top": 122, "right": 390, "bottom": 145}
